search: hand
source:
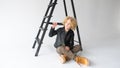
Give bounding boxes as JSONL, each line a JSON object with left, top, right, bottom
{"left": 65, "top": 46, "right": 70, "bottom": 51}
{"left": 52, "top": 22, "right": 57, "bottom": 28}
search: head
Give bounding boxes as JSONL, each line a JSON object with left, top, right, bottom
{"left": 62, "top": 16, "right": 77, "bottom": 31}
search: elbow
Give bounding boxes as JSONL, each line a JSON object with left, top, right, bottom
{"left": 49, "top": 34, "right": 53, "bottom": 37}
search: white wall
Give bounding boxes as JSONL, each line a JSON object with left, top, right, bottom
{"left": 40, "top": 0, "right": 120, "bottom": 43}
{"left": 0, "top": 0, "right": 120, "bottom": 49}
{"left": 74, "top": 0, "right": 120, "bottom": 43}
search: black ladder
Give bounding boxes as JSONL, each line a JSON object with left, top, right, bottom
{"left": 32, "top": 0, "right": 82, "bottom": 56}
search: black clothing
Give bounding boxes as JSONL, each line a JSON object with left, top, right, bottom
{"left": 49, "top": 27, "right": 74, "bottom": 50}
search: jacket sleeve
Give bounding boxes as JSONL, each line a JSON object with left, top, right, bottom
{"left": 49, "top": 27, "right": 57, "bottom": 37}
{"left": 69, "top": 33, "right": 74, "bottom": 50}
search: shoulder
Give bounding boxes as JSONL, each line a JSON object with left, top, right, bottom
{"left": 69, "top": 29, "right": 74, "bottom": 33}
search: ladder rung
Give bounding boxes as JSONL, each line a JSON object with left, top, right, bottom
{"left": 74, "top": 40, "right": 79, "bottom": 43}
{"left": 35, "top": 38, "right": 40, "bottom": 44}
{"left": 48, "top": 3, "right": 57, "bottom": 7}
{"left": 44, "top": 16, "right": 50, "bottom": 18}
{"left": 39, "top": 27, "right": 47, "bottom": 31}
{"left": 44, "top": 16, "right": 52, "bottom": 18}
{"left": 39, "top": 27, "right": 44, "bottom": 30}
{"left": 35, "top": 38, "right": 43, "bottom": 44}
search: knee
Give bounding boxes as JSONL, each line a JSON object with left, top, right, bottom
{"left": 56, "top": 47, "right": 61, "bottom": 53}
{"left": 56, "top": 46, "right": 65, "bottom": 54}
{"left": 72, "top": 45, "right": 82, "bottom": 53}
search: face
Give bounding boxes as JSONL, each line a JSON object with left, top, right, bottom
{"left": 65, "top": 19, "right": 72, "bottom": 31}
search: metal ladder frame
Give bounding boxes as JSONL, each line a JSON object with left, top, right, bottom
{"left": 32, "top": 0, "right": 82, "bottom": 56}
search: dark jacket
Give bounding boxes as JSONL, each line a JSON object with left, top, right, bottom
{"left": 49, "top": 27, "right": 74, "bottom": 50}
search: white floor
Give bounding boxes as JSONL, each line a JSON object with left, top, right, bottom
{"left": 0, "top": 22, "right": 120, "bottom": 68}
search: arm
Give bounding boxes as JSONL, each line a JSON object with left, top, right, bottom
{"left": 65, "top": 31, "right": 74, "bottom": 50}
{"left": 65, "top": 35, "right": 74, "bottom": 50}
{"left": 49, "top": 27, "right": 57, "bottom": 37}
{"left": 69, "top": 33, "right": 74, "bottom": 50}
{"left": 49, "top": 22, "right": 57, "bottom": 37}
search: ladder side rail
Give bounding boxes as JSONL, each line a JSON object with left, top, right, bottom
{"left": 32, "top": 0, "right": 54, "bottom": 48}
{"left": 71, "top": 0, "right": 82, "bottom": 51}
{"left": 63, "top": 0, "right": 68, "bottom": 16}
{"left": 35, "top": 0, "right": 58, "bottom": 56}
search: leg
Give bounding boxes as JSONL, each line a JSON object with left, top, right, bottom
{"left": 56, "top": 45, "right": 76, "bottom": 64}
{"left": 56, "top": 45, "right": 75, "bottom": 59}
{"left": 72, "top": 45, "right": 89, "bottom": 66}
{"left": 56, "top": 45, "right": 65, "bottom": 55}
{"left": 56, "top": 45, "right": 89, "bottom": 65}
{"left": 72, "top": 45, "right": 82, "bottom": 53}
{"left": 56, "top": 45, "right": 67, "bottom": 63}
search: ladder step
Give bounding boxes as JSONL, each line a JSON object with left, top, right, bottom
{"left": 35, "top": 38, "right": 40, "bottom": 44}
{"left": 48, "top": 3, "right": 57, "bottom": 7}
{"left": 74, "top": 40, "right": 79, "bottom": 43}
{"left": 39, "top": 27, "right": 44, "bottom": 31}
{"left": 44, "top": 16, "right": 52, "bottom": 18}
{"left": 35, "top": 38, "right": 43, "bottom": 44}
{"left": 39, "top": 27, "right": 47, "bottom": 31}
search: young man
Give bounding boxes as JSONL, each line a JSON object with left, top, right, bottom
{"left": 49, "top": 16, "right": 89, "bottom": 66}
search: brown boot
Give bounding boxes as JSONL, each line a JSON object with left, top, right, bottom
{"left": 59, "top": 55, "right": 66, "bottom": 64}
{"left": 74, "top": 56, "right": 89, "bottom": 66}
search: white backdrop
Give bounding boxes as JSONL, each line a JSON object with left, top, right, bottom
{"left": 0, "top": 0, "right": 120, "bottom": 44}
{"left": 0, "top": 0, "right": 120, "bottom": 68}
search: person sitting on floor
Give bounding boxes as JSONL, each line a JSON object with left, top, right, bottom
{"left": 49, "top": 16, "right": 89, "bottom": 66}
